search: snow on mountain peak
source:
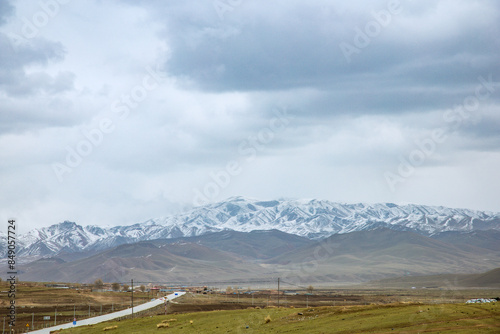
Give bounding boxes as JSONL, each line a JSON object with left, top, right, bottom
{"left": 8, "top": 198, "right": 500, "bottom": 259}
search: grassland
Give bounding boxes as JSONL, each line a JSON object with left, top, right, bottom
{"left": 2, "top": 282, "right": 499, "bottom": 333}
{"left": 57, "top": 302, "right": 500, "bottom": 333}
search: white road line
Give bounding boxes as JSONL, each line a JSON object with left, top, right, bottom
{"left": 29, "top": 291, "right": 186, "bottom": 334}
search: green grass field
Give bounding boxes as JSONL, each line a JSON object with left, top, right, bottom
{"left": 58, "top": 302, "right": 500, "bottom": 333}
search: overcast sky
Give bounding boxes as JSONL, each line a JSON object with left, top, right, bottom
{"left": 1, "top": 0, "right": 499, "bottom": 232}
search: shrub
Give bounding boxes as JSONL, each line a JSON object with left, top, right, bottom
{"left": 264, "top": 315, "right": 272, "bottom": 323}
{"left": 94, "top": 279, "right": 104, "bottom": 290}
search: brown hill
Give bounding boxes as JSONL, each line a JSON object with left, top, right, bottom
{"left": 19, "top": 241, "right": 272, "bottom": 283}
{"left": 266, "top": 228, "right": 500, "bottom": 283}
{"left": 431, "top": 230, "right": 500, "bottom": 252}
{"left": 153, "top": 229, "right": 313, "bottom": 259}
{"left": 368, "top": 267, "right": 500, "bottom": 288}
{"left": 460, "top": 267, "right": 500, "bottom": 287}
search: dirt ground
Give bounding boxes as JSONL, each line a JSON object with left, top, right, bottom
{"left": 162, "top": 288, "right": 500, "bottom": 314}
{"left": 0, "top": 282, "right": 150, "bottom": 332}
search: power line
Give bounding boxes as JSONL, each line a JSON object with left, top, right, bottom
{"left": 114, "top": 279, "right": 277, "bottom": 285}
{"left": 280, "top": 280, "right": 309, "bottom": 290}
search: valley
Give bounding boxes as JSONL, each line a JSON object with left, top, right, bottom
{"left": 3, "top": 283, "right": 498, "bottom": 333}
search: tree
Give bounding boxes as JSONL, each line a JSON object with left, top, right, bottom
{"left": 112, "top": 282, "right": 120, "bottom": 291}
{"left": 122, "top": 284, "right": 129, "bottom": 292}
{"left": 226, "top": 286, "right": 233, "bottom": 294}
{"left": 94, "top": 279, "right": 104, "bottom": 290}
{"left": 307, "top": 285, "right": 314, "bottom": 294}
{"left": 140, "top": 285, "right": 146, "bottom": 292}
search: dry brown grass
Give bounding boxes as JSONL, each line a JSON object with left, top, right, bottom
{"left": 103, "top": 325, "right": 118, "bottom": 331}
{"left": 156, "top": 322, "right": 169, "bottom": 328}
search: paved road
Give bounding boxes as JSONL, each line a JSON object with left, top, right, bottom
{"left": 29, "top": 291, "right": 186, "bottom": 334}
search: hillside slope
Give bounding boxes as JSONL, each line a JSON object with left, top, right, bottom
{"left": 17, "top": 229, "right": 500, "bottom": 284}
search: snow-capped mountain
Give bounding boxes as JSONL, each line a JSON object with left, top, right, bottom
{"left": 151, "top": 197, "right": 499, "bottom": 238}
{"left": 5, "top": 197, "right": 500, "bottom": 259}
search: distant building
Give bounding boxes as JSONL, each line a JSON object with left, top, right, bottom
{"left": 284, "top": 291, "right": 299, "bottom": 296}
{"left": 45, "top": 284, "right": 69, "bottom": 289}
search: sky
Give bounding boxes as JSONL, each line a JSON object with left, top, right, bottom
{"left": 1, "top": 0, "right": 499, "bottom": 232}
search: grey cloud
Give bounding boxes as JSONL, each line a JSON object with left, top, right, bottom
{"left": 456, "top": 115, "right": 500, "bottom": 151}
{"left": 0, "top": 35, "right": 65, "bottom": 69}
{"left": 150, "top": 1, "right": 500, "bottom": 95}
{"left": 4, "top": 70, "right": 75, "bottom": 95}
{"left": 0, "top": 8, "right": 76, "bottom": 134}
{"left": 0, "top": 34, "right": 69, "bottom": 95}
{"left": 0, "top": 97, "right": 82, "bottom": 135}
{"left": 0, "top": 0, "right": 14, "bottom": 26}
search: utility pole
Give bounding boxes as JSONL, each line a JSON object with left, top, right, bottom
{"left": 131, "top": 279, "right": 134, "bottom": 319}
{"left": 54, "top": 307, "right": 57, "bottom": 325}
{"left": 277, "top": 278, "right": 280, "bottom": 308}
{"left": 32, "top": 313, "right": 34, "bottom": 330}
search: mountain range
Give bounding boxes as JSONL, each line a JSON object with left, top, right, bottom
{"left": 4, "top": 197, "right": 500, "bottom": 259}
{"left": 2, "top": 197, "right": 500, "bottom": 284}
{"left": 15, "top": 228, "right": 500, "bottom": 284}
